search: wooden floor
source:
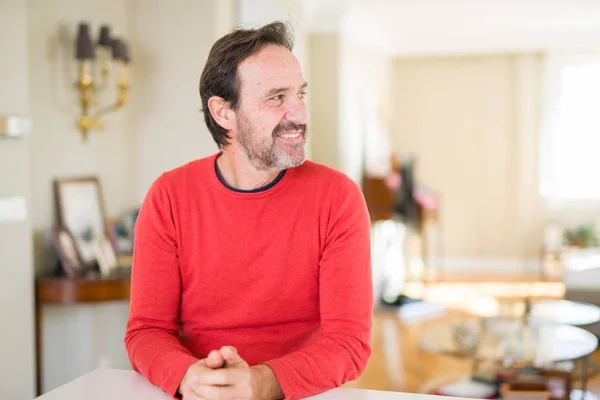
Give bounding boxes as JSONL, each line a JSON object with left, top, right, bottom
{"left": 343, "top": 310, "right": 600, "bottom": 396}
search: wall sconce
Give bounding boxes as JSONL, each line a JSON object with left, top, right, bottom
{"left": 74, "top": 22, "right": 131, "bottom": 141}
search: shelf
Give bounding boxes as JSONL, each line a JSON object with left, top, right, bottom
{"left": 36, "top": 273, "right": 131, "bottom": 304}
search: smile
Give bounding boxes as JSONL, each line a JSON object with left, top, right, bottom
{"left": 278, "top": 132, "right": 302, "bottom": 139}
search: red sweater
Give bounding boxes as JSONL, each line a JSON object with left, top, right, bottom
{"left": 124, "top": 153, "right": 373, "bottom": 399}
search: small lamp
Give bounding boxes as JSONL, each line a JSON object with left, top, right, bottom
{"left": 74, "top": 22, "right": 132, "bottom": 141}
{"left": 96, "top": 25, "right": 113, "bottom": 89}
{"left": 75, "top": 23, "right": 96, "bottom": 60}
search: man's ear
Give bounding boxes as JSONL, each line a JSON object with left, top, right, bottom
{"left": 207, "top": 96, "right": 234, "bottom": 130}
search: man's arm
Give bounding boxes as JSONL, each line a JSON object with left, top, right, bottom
{"left": 124, "top": 178, "right": 199, "bottom": 397}
{"left": 251, "top": 364, "right": 284, "bottom": 399}
{"left": 262, "top": 178, "right": 373, "bottom": 400}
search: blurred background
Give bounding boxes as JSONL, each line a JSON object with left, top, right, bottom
{"left": 2, "top": 0, "right": 600, "bottom": 399}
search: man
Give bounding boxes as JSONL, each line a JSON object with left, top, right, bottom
{"left": 125, "top": 21, "right": 372, "bottom": 400}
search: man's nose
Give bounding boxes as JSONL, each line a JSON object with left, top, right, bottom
{"left": 285, "top": 100, "right": 308, "bottom": 125}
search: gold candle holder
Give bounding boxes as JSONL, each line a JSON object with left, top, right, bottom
{"left": 74, "top": 23, "right": 131, "bottom": 141}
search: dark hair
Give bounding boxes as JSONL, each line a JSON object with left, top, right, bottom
{"left": 199, "top": 21, "right": 295, "bottom": 148}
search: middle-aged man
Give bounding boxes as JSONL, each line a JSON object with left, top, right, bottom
{"left": 125, "top": 21, "right": 373, "bottom": 400}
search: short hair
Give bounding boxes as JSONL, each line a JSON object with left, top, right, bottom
{"left": 199, "top": 21, "right": 295, "bottom": 148}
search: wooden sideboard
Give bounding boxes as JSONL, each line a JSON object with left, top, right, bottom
{"left": 35, "top": 274, "right": 131, "bottom": 396}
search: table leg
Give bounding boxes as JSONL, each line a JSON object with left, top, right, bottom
{"left": 570, "top": 357, "right": 596, "bottom": 400}
{"left": 35, "top": 302, "right": 42, "bottom": 396}
{"left": 581, "top": 356, "right": 589, "bottom": 394}
{"left": 471, "top": 358, "right": 480, "bottom": 376}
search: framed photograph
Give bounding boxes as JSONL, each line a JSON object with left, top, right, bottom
{"left": 92, "top": 237, "right": 118, "bottom": 276}
{"left": 51, "top": 227, "right": 91, "bottom": 277}
{"left": 54, "top": 176, "right": 110, "bottom": 268}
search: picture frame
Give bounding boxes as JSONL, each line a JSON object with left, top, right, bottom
{"left": 92, "top": 236, "right": 118, "bottom": 276}
{"left": 51, "top": 226, "right": 92, "bottom": 277}
{"left": 54, "top": 176, "right": 110, "bottom": 268}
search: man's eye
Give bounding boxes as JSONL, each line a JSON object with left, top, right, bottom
{"left": 272, "top": 95, "right": 283, "bottom": 101}
{"left": 299, "top": 91, "right": 307, "bottom": 99}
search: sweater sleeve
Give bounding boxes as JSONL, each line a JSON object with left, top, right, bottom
{"left": 263, "top": 178, "right": 373, "bottom": 400}
{"left": 124, "top": 177, "right": 199, "bottom": 398}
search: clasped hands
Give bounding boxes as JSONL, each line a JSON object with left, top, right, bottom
{"left": 178, "top": 346, "right": 277, "bottom": 400}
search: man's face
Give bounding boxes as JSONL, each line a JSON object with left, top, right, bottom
{"left": 232, "top": 44, "right": 308, "bottom": 172}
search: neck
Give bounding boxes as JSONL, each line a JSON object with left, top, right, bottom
{"left": 217, "top": 146, "right": 281, "bottom": 191}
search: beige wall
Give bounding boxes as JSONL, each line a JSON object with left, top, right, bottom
{"left": 28, "top": 0, "right": 225, "bottom": 270}
{"left": 391, "top": 54, "right": 544, "bottom": 261}
{"left": 132, "top": 0, "right": 219, "bottom": 201}
{"left": 26, "top": 0, "right": 137, "bottom": 392}
{"left": 28, "top": 0, "right": 138, "bottom": 276}
{"left": 24, "top": 0, "right": 223, "bottom": 392}
{"left": 309, "top": 34, "right": 341, "bottom": 170}
{"left": 0, "top": 2, "right": 36, "bottom": 398}
{"left": 308, "top": 34, "right": 393, "bottom": 181}
{"left": 339, "top": 37, "right": 393, "bottom": 183}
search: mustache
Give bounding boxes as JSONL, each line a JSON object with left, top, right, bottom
{"left": 272, "top": 122, "right": 307, "bottom": 137}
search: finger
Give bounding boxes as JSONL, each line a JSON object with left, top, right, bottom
{"left": 179, "top": 364, "right": 204, "bottom": 393}
{"left": 219, "top": 346, "right": 242, "bottom": 366}
{"left": 205, "top": 350, "right": 225, "bottom": 369}
{"left": 181, "top": 388, "right": 205, "bottom": 400}
{"left": 193, "top": 384, "right": 236, "bottom": 400}
{"left": 194, "top": 367, "right": 245, "bottom": 386}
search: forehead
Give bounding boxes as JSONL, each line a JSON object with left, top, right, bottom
{"left": 237, "top": 44, "right": 304, "bottom": 96}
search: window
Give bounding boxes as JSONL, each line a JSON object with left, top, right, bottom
{"left": 540, "top": 55, "right": 600, "bottom": 205}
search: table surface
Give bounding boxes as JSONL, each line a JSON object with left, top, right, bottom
{"left": 420, "top": 320, "right": 599, "bottom": 364}
{"left": 530, "top": 299, "right": 600, "bottom": 326}
{"left": 455, "top": 297, "right": 600, "bottom": 325}
{"left": 35, "top": 369, "right": 467, "bottom": 400}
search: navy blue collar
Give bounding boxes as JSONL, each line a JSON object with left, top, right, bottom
{"left": 214, "top": 157, "right": 286, "bottom": 193}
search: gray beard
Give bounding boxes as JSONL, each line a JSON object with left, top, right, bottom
{"left": 237, "top": 116, "right": 307, "bottom": 172}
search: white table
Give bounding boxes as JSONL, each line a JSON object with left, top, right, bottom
{"left": 35, "top": 369, "right": 466, "bottom": 400}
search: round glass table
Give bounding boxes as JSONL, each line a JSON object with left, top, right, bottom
{"left": 420, "top": 318, "right": 599, "bottom": 399}
{"left": 529, "top": 300, "right": 600, "bottom": 327}
{"left": 456, "top": 298, "right": 600, "bottom": 327}
{"left": 420, "top": 319, "right": 598, "bottom": 365}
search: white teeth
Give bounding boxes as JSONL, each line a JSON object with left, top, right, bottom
{"left": 280, "top": 133, "right": 300, "bottom": 139}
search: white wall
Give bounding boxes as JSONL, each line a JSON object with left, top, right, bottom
{"left": 0, "top": 2, "right": 36, "bottom": 398}
{"left": 214, "top": 0, "right": 237, "bottom": 40}
{"left": 307, "top": 12, "right": 394, "bottom": 182}
{"left": 237, "top": 0, "right": 308, "bottom": 74}
{"left": 305, "top": 32, "right": 393, "bottom": 183}
{"left": 334, "top": 0, "right": 600, "bottom": 57}
{"left": 27, "top": 0, "right": 138, "bottom": 392}
{"left": 390, "top": 54, "right": 544, "bottom": 262}
{"left": 338, "top": 37, "right": 393, "bottom": 183}
{"left": 133, "top": 0, "right": 219, "bottom": 201}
